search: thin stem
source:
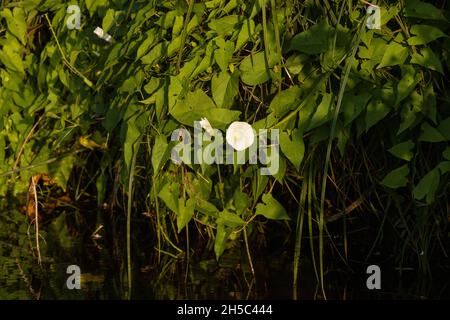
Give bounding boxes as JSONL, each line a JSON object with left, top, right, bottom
{"left": 318, "top": 15, "right": 367, "bottom": 300}
{"left": 44, "top": 14, "right": 93, "bottom": 88}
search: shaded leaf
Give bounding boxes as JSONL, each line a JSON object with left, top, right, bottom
{"left": 211, "top": 71, "right": 239, "bottom": 108}
{"left": 288, "top": 22, "right": 330, "bottom": 54}
{"left": 239, "top": 51, "right": 274, "bottom": 85}
{"left": 280, "top": 129, "right": 304, "bottom": 170}
{"left": 268, "top": 86, "right": 302, "bottom": 117}
{"left": 396, "top": 65, "right": 420, "bottom": 106}
{"left": 177, "top": 198, "right": 195, "bottom": 232}
{"left": 404, "top": 0, "right": 447, "bottom": 21}
{"left": 366, "top": 98, "right": 391, "bottom": 132}
{"left": 214, "top": 223, "right": 231, "bottom": 259}
{"left": 413, "top": 168, "right": 440, "bottom": 204}
{"left": 419, "top": 122, "right": 447, "bottom": 142}
{"left": 381, "top": 165, "right": 409, "bottom": 188}
{"left": 158, "top": 182, "right": 180, "bottom": 214}
{"left": 255, "top": 193, "right": 290, "bottom": 220}
{"left": 411, "top": 47, "right": 443, "bottom": 74}
{"left": 342, "top": 89, "right": 371, "bottom": 126}
{"left": 388, "top": 140, "right": 414, "bottom": 161}
{"left": 235, "top": 19, "right": 255, "bottom": 51}
{"left": 151, "top": 135, "right": 169, "bottom": 174}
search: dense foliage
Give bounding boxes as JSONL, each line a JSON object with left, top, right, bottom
{"left": 0, "top": 0, "right": 449, "bottom": 299}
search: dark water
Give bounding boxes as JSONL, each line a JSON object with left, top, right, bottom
{"left": 1, "top": 201, "right": 449, "bottom": 300}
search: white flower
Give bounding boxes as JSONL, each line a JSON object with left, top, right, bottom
{"left": 199, "top": 118, "right": 214, "bottom": 136}
{"left": 94, "top": 27, "right": 112, "bottom": 43}
{"left": 226, "top": 121, "right": 254, "bottom": 151}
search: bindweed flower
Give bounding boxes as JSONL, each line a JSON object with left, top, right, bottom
{"left": 226, "top": 121, "right": 254, "bottom": 151}
{"left": 199, "top": 118, "right": 214, "bottom": 136}
{"left": 94, "top": 27, "right": 113, "bottom": 43}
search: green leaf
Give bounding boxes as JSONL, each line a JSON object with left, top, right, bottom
{"left": 208, "top": 15, "right": 241, "bottom": 35}
{"left": 12, "top": 8, "right": 27, "bottom": 45}
{"left": 214, "top": 223, "right": 231, "bottom": 260}
{"left": 397, "top": 90, "right": 423, "bottom": 135}
{"left": 85, "top": 0, "right": 107, "bottom": 16}
{"left": 388, "top": 140, "right": 414, "bottom": 161}
{"left": 437, "top": 117, "right": 450, "bottom": 140}
{"left": 255, "top": 193, "right": 290, "bottom": 220}
{"left": 177, "top": 198, "right": 195, "bottom": 232}
{"left": 404, "top": 0, "right": 447, "bottom": 21}
{"left": 195, "top": 199, "right": 219, "bottom": 215}
{"left": 0, "top": 46, "right": 24, "bottom": 74}
{"left": 252, "top": 170, "right": 269, "bottom": 203}
{"left": 413, "top": 168, "right": 440, "bottom": 204}
{"left": 170, "top": 89, "right": 241, "bottom": 129}
{"left": 172, "top": 15, "right": 184, "bottom": 37}
{"left": 288, "top": 22, "right": 330, "bottom": 54}
{"left": 411, "top": 47, "right": 443, "bottom": 74}
{"left": 365, "top": 98, "right": 390, "bottom": 132}
{"left": 381, "top": 165, "right": 409, "bottom": 188}
{"left": 0, "top": 8, "right": 27, "bottom": 45}
{"left": 407, "top": 25, "right": 447, "bottom": 46}
{"left": 191, "top": 41, "right": 215, "bottom": 78}
{"left": 141, "top": 42, "right": 167, "bottom": 65}
{"left": 268, "top": 86, "right": 302, "bottom": 117}
{"left": 443, "top": 147, "right": 450, "bottom": 161}
{"left": 307, "top": 93, "right": 333, "bottom": 131}
{"left": 137, "top": 30, "right": 157, "bottom": 59}
{"left": 233, "top": 190, "right": 251, "bottom": 215}
{"left": 47, "top": 155, "right": 75, "bottom": 192}
{"left": 377, "top": 41, "right": 408, "bottom": 69}
{"left": 280, "top": 129, "right": 304, "bottom": 170}
{"left": 423, "top": 83, "right": 437, "bottom": 124}
{"left": 151, "top": 135, "right": 169, "bottom": 174}
{"left": 438, "top": 161, "right": 450, "bottom": 174}
{"left": 158, "top": 182, "right": 180, "bottom": 214}
{"left": 217, "top": 209, "right": 245, "bottom": 228}
{"left": 211, "top": 71, "right": 239, "bottom": 108}
{"left": 214, "top": 38, "right": 234, "bottom": 72}
{"left": 419, "top": 122, "right": 446, "bottom": 142}
{"left": 342, "top": 89, "right": 371, "bottom": 126}
{"left": 102, "top": 9, "right": 115, "bottom": 33}
{"left": 396, "top": 65, "right": 420, "bottom": 106}
{"left": 239, "top": 51, "right": 274, "bottom": 85}
{"left": 285, "top": 54, "right": 309, "bottom": 75}
{"left": 235, "top": 19, "right": 255, "bottom": 51}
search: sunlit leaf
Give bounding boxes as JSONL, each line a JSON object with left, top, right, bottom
{"left": 407, "top": 25, "right": 447, "bottom": 46}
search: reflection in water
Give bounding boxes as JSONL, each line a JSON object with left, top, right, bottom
{"left": 0, "top": 198, "right": 449, "bottom": 300}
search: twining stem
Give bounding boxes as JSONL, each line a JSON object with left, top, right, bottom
{"left": 31, "top": 176, "right": 41, "bottom": 265}
{"left": 1, "top": 150, "right": 85, "bottom": 178}
{"left": 44, "top": 14, "right": 93, "bottom": 88}
{"left": 13, "top": 114, "right": 44, "bottom": 171}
